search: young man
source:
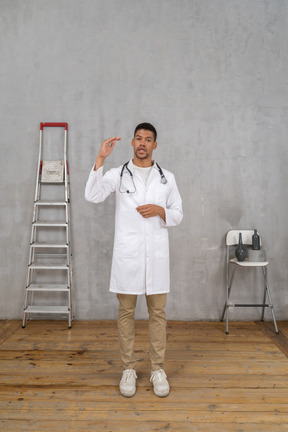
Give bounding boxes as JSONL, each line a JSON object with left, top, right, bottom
{"left": 85, "top": 123, "right": 183, "bottom": 397}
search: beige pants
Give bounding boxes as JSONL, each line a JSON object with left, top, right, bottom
{"left": 117, "top": 293, "right": 167, "bottom": 371}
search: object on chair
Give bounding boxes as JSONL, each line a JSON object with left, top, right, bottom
{"left": 221, "top": 229, "right": 278, "bottom": 335}
{"left": 235, "top": 233, "right": 247, "bottom": 261}
{"left": 252, "top": 229, "right": 260, "bottom": 250}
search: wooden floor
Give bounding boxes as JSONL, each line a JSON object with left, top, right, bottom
{"left": 1, "top": 320, "right": 288, "bottom": 432}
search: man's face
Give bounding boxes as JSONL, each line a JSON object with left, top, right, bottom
{"left": 131, "top": 129, "right": 157, "bottom": 161}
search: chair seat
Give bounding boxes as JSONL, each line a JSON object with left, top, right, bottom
{"left": 230, "top": 258, "right": 268, "bottom": 267}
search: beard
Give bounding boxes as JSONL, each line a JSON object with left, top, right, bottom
{"left": 136, "top": 148, "right": 148, "bottom": 159}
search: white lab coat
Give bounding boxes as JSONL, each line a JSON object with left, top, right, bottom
{"left": 85, "top": 160, "right": 183, "bottom": 295}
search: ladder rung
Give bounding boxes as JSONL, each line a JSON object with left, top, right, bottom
{"left": 34, "top": 255, "right": 69, "bottom": 261}
{"left": 233, "top": 304, "right": 272, "bottom": 308}
{"left": 35, "top": 201, "right": 67, "bottom": 206}
{"left": 31, "top": 242, "right": 68, "bottom": 248}
{"left": 28, "top": 263, "right": 69, "bottom": 270}
{"left": 23, "top": 306, "right": 70, "bottom": 314}
{"left": 40, "top": 181, "right": 65, "bottom": 184}
{"left": 27, "top": 284, "right": 69, "bottom": 292}
{"left": 33, "top": 222, "right": 67, "bottom": 227}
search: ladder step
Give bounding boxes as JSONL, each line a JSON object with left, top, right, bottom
{"left": 40, "top": 180, "right": 65, "bottom": 184}
{"left": 33, "top": 221, "right": 67, "bottom": 227}
{"left": 27, "top": 284, "right": 69, "bottom": 292}
{"left": 23, "top": 306, "right": 70, "bottom": 314}
{"left": 28, "top": 263, "right": 69, "bottom": 270}
{"left": 35, "top": 201, "right": 67, "bottom": 206}
{"left": 31, "top": 242, "right": 68, "bottom": 248}
{"left": 34, "top": 254, "right": 69, "bottom": 260}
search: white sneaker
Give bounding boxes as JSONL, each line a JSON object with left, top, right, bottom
{"left": 119, "top": 369, "right": 137, "bottom": 397}
{"left": 150, "top": 369, "right": 170, "bottom": 397}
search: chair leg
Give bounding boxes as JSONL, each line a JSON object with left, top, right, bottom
{"left": 221, "top": 294, "right": 229, "bottom": 334}
{"left": 261, "top": 276, "right": 267, "bottom": 321}
{"left": 262, "top": 267, "right": 279, "bottom": 335}
{"left": 225, "top": 306, "right": 229, "bottom": 334}
{"left": 221, "top": 305, "right": 230, "bottom": 334}
{"left": 270, "top": 304, "right": 279, "bottom": 335}
{"left": 221, "top": 267, "right": 237, "bottom": 334}
{"left": 221, "top": 302, "right": 229, "bottom": 334}
{"left": 221, "top": 301, "right": 227, "bottom": 322}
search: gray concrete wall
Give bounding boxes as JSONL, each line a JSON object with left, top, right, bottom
{"left": 1, "top": 0, "right": 288, "bottom": 321}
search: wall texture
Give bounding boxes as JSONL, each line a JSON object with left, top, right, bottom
{"left": 1, "top": 0, "right": 288, "bottom": 321}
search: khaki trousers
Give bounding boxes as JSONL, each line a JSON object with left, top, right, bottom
{"left": 117, "top": 293, "right": 167, "bottom": 371}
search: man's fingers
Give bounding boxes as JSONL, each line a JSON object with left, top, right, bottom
{"left": 136, "top": 205, "right": 153, "bottom": 218}
{"left": 137, "top": 205, "right": 149, "bottom": 210}
{"left": 107, "top": 136, "right": 121, "bottom": 145}
{"left": 99, "top": 137, "right": 121, "bottom": 158}
{"left": 136, "top": 205, "right": 148, "bottom": 213}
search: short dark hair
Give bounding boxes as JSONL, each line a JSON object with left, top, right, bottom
{"left": 134, "top": 123, "right": 157, "bottom": 141}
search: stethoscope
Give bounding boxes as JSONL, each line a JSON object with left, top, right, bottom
{"left": 119, "top": 161, "right": 168, "bottom": 193}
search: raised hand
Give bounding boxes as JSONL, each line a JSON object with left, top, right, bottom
{"left": 94, "top": 136, "right": 121, "bottom": 170}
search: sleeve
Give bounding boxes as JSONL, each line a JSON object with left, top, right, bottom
{"left": 161, "top": 174, "right": 183, "bottom": 227}
{"left": 84, "top": 166, "right": 118, "bottom": 204}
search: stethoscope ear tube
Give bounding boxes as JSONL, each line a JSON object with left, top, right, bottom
{"left": 120, "top": 161, "right": 131, "bottom": 178}
{"left": 120, "top": 161, "right": 136, "bottom": 193}
{"left": 156, "top": 162, "right": 168, "bottom": 184}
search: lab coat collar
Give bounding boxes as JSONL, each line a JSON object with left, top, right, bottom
{"left": 127, "top": 159, "right": 159, "bottom": 173}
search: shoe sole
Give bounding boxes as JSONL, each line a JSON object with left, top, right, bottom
{"left": 120, "top": 388, "right": 136, "bottom": 397}
{"left": 153, "top": 389, "right": 170, "bottom": 397}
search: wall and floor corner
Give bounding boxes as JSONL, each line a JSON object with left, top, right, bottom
{"left": 0, "top": 0, "right": 287, "bottom": 321}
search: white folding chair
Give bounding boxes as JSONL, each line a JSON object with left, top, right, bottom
{"left": 221, "top": 230, "right": 279, "bottom": 334}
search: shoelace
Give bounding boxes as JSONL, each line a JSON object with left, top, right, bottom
{"left": 123, "top": 369, "right": 136, "bottom": 382}
{"left": 150, "top": 369, "right": 167, "bottom": 383}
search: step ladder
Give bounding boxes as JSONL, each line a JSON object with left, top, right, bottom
{"left": 22, "top": 122, "right": 73, "bottom": 328}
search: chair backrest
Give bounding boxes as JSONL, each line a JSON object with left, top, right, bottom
{"left": 226, "top": 230, "right": 262, "bottom": 246}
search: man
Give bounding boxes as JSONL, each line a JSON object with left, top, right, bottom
{"left": 85, "top": 123, "right": 183, "bottom": 397}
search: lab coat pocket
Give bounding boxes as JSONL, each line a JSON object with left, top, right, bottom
{"left": 155, "top": 189, "right": 167, "bottom": 207}
{"left": 155, "top": 230, "right": 169, "bottom": 258}
{"left": 115, "top": 232, "right": 139, "bottom": 259}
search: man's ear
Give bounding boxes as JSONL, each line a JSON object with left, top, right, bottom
{"left": 154, "top": 141, "right": 158, "bottom": 150}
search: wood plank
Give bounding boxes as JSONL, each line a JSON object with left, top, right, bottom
{"left": 0, "top": 320, "right": 20, "bottom": 346}
{"left": 6, "top": 319, "right": 268, "bottom": 338}
{"left": 1, "top": 359, "right": 288, "bottom": 374}
{"left": 1, "top": 407, "right": 288, "bottom": 422}
{"left": 0, "top": 373, "right": 287, "bottom": 388}
{"left": 256, "top": 321, "right": 288, "bottom": 358}
{"left": 0, "top": 348, "right": 284, "bottom": 361}
{"left": 0, "top": 331, "right": 279, "bottom": 351}
{"left": 0, "top": 320, "right": 8, "bottom": 332}
{"left": 1, "top": 386, "right": 288, "bottom": 404}
{"left": 0, "top": 421, "right": 287, "bottom": 432}
{"left": 1, "top": 399, "right": 288, "bottom": 413}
